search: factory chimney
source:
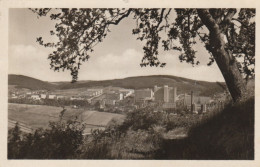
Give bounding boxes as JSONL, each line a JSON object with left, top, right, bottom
{"left": 173, "top": 87, "right": 177, "bottom": 102}
{"left": 191, "top": 91, "right": 193, "bottom": 112}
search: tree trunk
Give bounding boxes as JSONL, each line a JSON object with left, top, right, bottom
{"left": 211, "top": 38, "right": 247, "bottom": 102}
{"left": 197, "top": 9, "right": 247, "bottom": 102}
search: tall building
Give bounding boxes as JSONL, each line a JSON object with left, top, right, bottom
{"left": 164, "top": 85, "right": 169, "bottom": 103}
{"left": 154, "top": 85, "right": 177, "bottom": 103}
{"left": 173, "top": 87, "right": 177, "bottom": 102}
{"left": 154, "top": 85, "right": 178, "bottom": 110}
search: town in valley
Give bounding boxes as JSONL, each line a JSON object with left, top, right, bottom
{"left": 8, "top": 74, "right": 228, "bottom": 135}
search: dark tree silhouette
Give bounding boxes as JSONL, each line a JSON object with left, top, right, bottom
{"left": 8, "top": 122, "right": 22, "bottom": 159}
{"left": 31, "top": 8, "right": 255, "bottom": 102}
{"left": 8, "top": 119, "right": 85, "bottom": 159}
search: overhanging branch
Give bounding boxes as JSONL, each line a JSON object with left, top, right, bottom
{"left": 107, "top": 9, "right": 132, "bottom": 25}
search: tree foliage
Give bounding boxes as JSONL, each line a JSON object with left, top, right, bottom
{"left": 30, "top": 8, "right": 255, "bottom": 82}
{"left": 8, "top": 118, "right": 85, "bottom": 159}
{"left": 8, "top": 123, "right": 23, "bottom": 159}
{"left": 30, "top": 8, "right": 255, "bottom": 102}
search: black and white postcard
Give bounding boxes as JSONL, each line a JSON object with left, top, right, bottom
{"left": 0, "top": 0, "right": 259, "bottom": 167}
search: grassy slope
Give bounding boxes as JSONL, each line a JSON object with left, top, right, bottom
{"left": 156, "top": 97, "right": 254, "bottom": 159}
{"left": 8, "top": 103, "right": 125, "bottom": 134}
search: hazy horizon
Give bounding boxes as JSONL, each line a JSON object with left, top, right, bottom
{"left": 9, "top": 73, "right": 226, "bottom": 83}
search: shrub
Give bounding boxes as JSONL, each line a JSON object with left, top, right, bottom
{"left": 165, "top": 114, "right": 203, "bottom": 131}
{"left": 8, "top": 123, "right": 23, "bottom": 159}
{"left": 8, "top": 118, "right": 85, "bottom": 159}
{"left": 121, "top": 108, "right": 165, "bottom": 132}
{"left": 78, "top": 108, "right": 167, "bottom": 159}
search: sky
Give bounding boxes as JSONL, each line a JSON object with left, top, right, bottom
{"left": 8, "top": 8, "right": 225, "bottom": 82}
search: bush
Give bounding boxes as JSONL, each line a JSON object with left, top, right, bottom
{"left": 8, "top": 118, "right": 85, "bottom": 159}
{"left": 8, "top": 123, "right": 23, "bottom": 159}
{"left": 79, "top": 126, "right": 164, "bottom": 159}
{"left": 165, "top": 114, "right": 203, "bottom": 131}
{"left": 77, "top": 108, "right": 167, "bottom": 159}
{"left": 120, "top": 108, "right": 165, "bottom": 132}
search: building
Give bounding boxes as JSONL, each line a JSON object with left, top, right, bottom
{"left": 10, "top": 93, "right": 17, "bottom": 99}
{"left": 106, "top": 92, "right": 123, "bottom": 101}
{"left": 70, "top": 96, "right": 84, "bottom": 100}
{"left": 31, "top": 94, "right": 41, "bottom": 100}
{"left": 134, "top": 89, "right": 153, "bottom": 102}
{"left": 84, "top": 89, "right": 103, "bottom": 97}
{"left": 178, "top": 94, "right": 211, "bottom": 106}
{"left": 18, "top": 94, "right": 26, "bottom": 98}
{"left": 173, "top": 87, "right": 177, "bottom": 102}
{"left": 11, "top": 95, "right": 18, "bottom": 99}
{"left": 40, "top": 94, "right": 47, "bottom": 99}
{"left": 118, "top": 89, "right": 134, "bottom": 98}
{"left": 177, "top": 93, "right": 211, "bottom": 113}
{"left": 48, "top": 94, "right": 56, "bottom": 99}
{"left": 98, "top": 92, "right": 124, "bottom": 106}
{"left": 153, "top": 85, "right": 177, "bottom": 110}
{"left": 57, "top": 95, "right": 65, "bottom": 100}
{"left": 164, "top": 85, "right": 169, "bottom": 102}
{"left": 154, "top": 85, "right": 177, "bottom": 103}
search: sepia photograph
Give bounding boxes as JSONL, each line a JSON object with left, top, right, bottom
{"left": 1, "top": 1, "right": 258, "bottom": 166}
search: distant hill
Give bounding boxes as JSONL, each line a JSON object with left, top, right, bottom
{"left": 58, "top": 75, "right": 226, "bottom": 96}
{"left": 8, "top": 74, "right": 57, "bottom": 90}
{"left": 8, "top": 74, "right": 226, "bottom": 96}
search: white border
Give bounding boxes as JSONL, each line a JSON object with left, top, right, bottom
{"left": 0, "top": 0, "right": 259, "bottom": 167}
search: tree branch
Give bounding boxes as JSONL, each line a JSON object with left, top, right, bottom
{"left": 197, "top": 9, "right": 220, "bottom": 34}
{"left": 232, "top": 18, "right": 249, "bottom": 27}
{"left": 107, "top": 9, "right": 132, "bottom": 25}
{"left": 223, "top": 9, "right": 237, "bottom": 23}
{"left": 156, "top": 8, "right": 165, "bottom": 29}
{"left": 221, "top": 9, "right": 237, "bottom": 32}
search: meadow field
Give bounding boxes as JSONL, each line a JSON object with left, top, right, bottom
{"left": 8, "top": 103, "right": 125, "bottom": 134}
